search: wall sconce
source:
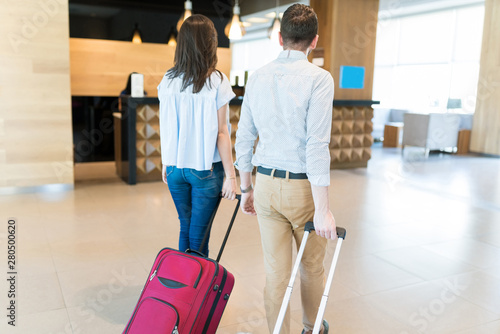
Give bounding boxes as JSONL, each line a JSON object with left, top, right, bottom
{"left": 225, "top": 0, "right": 245, "bottom": 40}
{"left": 131, "top": 23, "right": 142, "bottom": 44}
{"left": 177, "top": 0, "right": 192, "bottom": 32}
{"left": 268, "top": 0, "right": 280, "bottom": 41}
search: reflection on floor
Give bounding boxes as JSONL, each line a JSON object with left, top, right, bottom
{"left": 1, "top": 146, "right": 499, "bottom": 334}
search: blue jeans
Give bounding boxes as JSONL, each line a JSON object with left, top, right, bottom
{"left": 165, "top": 162, "right": 224, "bottom": 256}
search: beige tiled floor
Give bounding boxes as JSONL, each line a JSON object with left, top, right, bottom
{"left": 1, "top": 146, "right": 500, "bottom": 333}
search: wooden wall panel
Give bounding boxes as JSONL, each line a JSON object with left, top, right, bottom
{"left": 310, "top": 0, "right": 379, "bottom": 100}
{"left": 470, "top": 0, "right": 500, "bottom": 155}
{"left": 0, "top": 0, "right": 73, "bottom": 188}
{"left": 311, "top": 0, "right": 335, "bottom": 75}
{"left": 308, "top": 0, "right": 378, "bottom": 169}
{"left": 70, "top": 38, "right": 232, "bottom": 97}
{"left": 330, "top": 106, "right": 373, "bottom": 169}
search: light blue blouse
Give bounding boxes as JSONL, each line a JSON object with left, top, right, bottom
{"left": 158, "top": 71, "right": 235, "bottom": 171}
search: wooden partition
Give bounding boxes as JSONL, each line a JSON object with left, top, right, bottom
{"left": 0, "top": 0, "right": 73, "bottom": 188}
{"left": 470, "top": 0, "right": 500, "bottom": 156}
{"left": 310, "top": 0, "right": 379, "bottom": 168}
{"left": 115, "top": 98, "right": 242, "bottom": 184}
{"left": 310, "top": 0, "right": 379, "bottom": 101}
{"left": 330, "top": 103, "right": 374, "bottom": 168}
{"left": 70, "top": 38, "right": 232, "bottom": 97}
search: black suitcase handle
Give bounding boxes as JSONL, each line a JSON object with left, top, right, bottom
{"left": 304, "top": 221, "right": 346, "bottom": 239}
{"left": 199, "top": 193, "right": 241, "bottom": 262}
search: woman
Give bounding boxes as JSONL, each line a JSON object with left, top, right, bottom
{"left": 158, "top": 15, "right": 237, "bottom": 257}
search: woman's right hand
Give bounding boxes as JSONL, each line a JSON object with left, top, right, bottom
{"left": 222, "top": 177, "right": 237, "bottom": 200}
{"left": 162, "top": 165, "right": 168, "bottom": 184}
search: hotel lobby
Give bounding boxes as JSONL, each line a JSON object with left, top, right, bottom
{"left": 1, "top": 0, "right": 499, "bottom": 333}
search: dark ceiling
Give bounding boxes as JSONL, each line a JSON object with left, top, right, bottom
{"left": 67, "top": 0, "right": 298, "bottom": 46}
{"left": 69, "top": 0, "right": 234, "bottom": 18}
{"left": 68, "top": 0, "right": 299, "bottom": 18}
{"left": 68, "top": 0, "right": 237, "bottom": 46}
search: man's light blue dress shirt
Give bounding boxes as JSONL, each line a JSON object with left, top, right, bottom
{"left": 235, "top": 50, "right": 334, "bottom": 186}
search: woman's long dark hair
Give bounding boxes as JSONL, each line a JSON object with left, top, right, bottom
{"left": 167, "top": 15, "right": 221, "bottom": 94}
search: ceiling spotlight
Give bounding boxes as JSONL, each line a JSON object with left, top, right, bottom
{"left": 132, "top": 23, "right": 142, "bottom": 44}
{"left": 167, "top": 26, "right": 177, "bottom": 47}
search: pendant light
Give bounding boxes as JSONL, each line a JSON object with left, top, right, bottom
{"left": 176, "top": 0, "right": 192, "bottom": 32}
{"left": 167, "top": 26, "right": 177, "bottom": 47}
{"left": 268, "top": 0, "right": 280, "bottom": 41}
{"left": 225, "top": 0, "right": 245, "bottom": 40}
{"left": 131, "top": 23, "right": 142, "bottom": 44}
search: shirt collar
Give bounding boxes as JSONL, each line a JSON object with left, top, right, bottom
{"left": 278, "top": 50, "right": 308, "bottom": 60}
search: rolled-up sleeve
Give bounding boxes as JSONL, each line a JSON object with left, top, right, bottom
{"left": 306, "top": 72, "right": 334, "bottom": 186}
{"left": 234, "top": 83, "right": 258, "bottom": 172}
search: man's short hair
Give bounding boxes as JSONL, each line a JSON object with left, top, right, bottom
{"left": 280, "top": 4, "right": 318, "bottom": 50}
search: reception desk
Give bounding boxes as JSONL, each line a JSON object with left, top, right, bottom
{"left": 228, "top": 98, "right": 378, "bottom": 169}
{"left": 115, "top": 97, "right": 377, "bottom": 184}
{"left": 115, "top": 97, "right": 161, "bottom": 184}
{"left": 330, "top": 100, "right": 379, "bottom": 169}
{"left": 114, "top": 96, "right": 243, "bottom": 185}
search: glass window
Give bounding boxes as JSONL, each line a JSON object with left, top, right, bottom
{"left": 454, "top": 6, "right": 485, "bottom": 62}
{"left": 374, "top": 19, "right": 400, "bottom": 66}
{"left": 392, "top": 64, "right": 451, "bottom": 110}
{"left": 449, "top": 63, "right": 480, "bottom": 112}
{"left": 373, "top": 4, "right": 485, "bottom": 112}
{"left": 230, "top": 37, "right": 282, "bottom": 85}
{"left": 398, "top": 11, "right": 454, "bottom": 64}
{"left": 373, "top": 66, "right": 395, "bottom": 107}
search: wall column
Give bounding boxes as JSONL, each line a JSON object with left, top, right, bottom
{"left": 310, "top": 0, "right": 379, "bottom": 168}
{"left": 310, "top": 0, "right": 379, "bottom": 100}
{"left": 0, "top": 0, "right": 73, "bottom": 189}
{"left": 470, "top": 0, "right": 500, "bottom": 156}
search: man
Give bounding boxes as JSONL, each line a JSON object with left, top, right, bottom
{"left": 234, "top": 4, "right": 337, "bottom": 334}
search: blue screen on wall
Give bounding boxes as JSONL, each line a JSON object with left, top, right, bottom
{"left": 339, "top": 66, "right": 365, "bottom": 89}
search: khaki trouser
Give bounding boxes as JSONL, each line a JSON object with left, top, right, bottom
{"left": 254, "top": 172, "right": 327, "bottom": 334}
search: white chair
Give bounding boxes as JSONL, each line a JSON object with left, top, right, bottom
{"left": 402, "top": 113, "right": 461, "bottom": 153}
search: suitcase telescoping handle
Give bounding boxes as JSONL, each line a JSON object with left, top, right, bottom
{"left": 199, "top": 194, "right": 241, "bottom": 262}
{"left": 215, "top": 194, "right": 241, "bottom": 262}
{"left": 273, "top": 222, "right": 346, "bottom": 334}
{"left": 307, "top": 222, "right": 346, "bottom": 334}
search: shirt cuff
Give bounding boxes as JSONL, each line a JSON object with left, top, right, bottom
{"left": 234, "top": 161, "right": 254, "bottom": 173}
{"left": 307, "top": 173, "right": 330, "bottom": 187}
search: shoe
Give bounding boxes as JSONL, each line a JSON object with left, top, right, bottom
{"left": 301, "top": 320, "right": 329, "bottom": 334}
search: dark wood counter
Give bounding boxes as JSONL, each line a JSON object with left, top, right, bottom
{"left": 228, "top": 99, "right": 379, "bottom": 170}
{"left": 333, "top": 100, "right": 380, "bottom": 107}
{"left": 115, "top": 97, "right": 160, "bottom": 184}
{"left": 115, "top": 97, "right": 377, "bottom": 185}
{"left": 329, "top": 100, "right": 379, "bottom": 169}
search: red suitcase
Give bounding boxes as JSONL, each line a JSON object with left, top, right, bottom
{"left": 123, "top": 195, "right": 240, "bottom": 334}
